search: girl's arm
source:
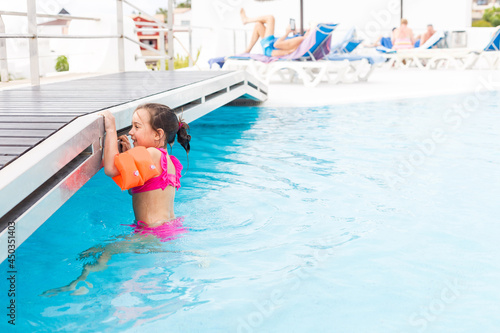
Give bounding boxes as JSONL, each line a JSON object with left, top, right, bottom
{"left": 99, "top": 110, "right": 120, "bottom": 177}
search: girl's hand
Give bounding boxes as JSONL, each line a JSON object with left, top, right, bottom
{"left": 118, "top": 135, "right": 132, "bottom": 152}
{"left": 98, "top": 110, "right": 116, "bottom": 132}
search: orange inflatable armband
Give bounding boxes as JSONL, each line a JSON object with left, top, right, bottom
{"left": 112, "top": 146, "right": 160, "bottom": 190}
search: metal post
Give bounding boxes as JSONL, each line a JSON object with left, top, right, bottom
{"left": 27, "top": 0, "right": 40, "bottom": 86}
{"left": 0, "top": 15, "right": 8, "bottom": 82}
{"left": 233, "top": 30, "right": 236, "bottom": 55}
{"left": 159, "top": 30, "right": 165, "bottom": 70}
{"left": 116, "top": 0, "right": 125, "bottom": 72}
{"left": 167, "top": 0, "right": 174, "bottom": 71}
{"left": 300, "top": 0, "right": 304, "bottom": 35}
{"left": 188, "top": 27, "right": 192, "bottom": 67}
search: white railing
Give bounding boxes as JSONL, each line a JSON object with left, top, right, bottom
{"left": 0, "top": 0, "right": 177, "bottom": 86}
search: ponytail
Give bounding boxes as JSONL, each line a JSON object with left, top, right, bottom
{"left": 176, "top": 120, "right": 191, "bottom": 172}
{"left": 177, "top": 120, "right": 191, "bottom": 154}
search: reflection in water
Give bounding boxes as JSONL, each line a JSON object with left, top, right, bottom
{"left": 40, "top": 219, "right": 189, "bottom": 297}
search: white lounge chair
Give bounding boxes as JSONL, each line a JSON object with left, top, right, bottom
{"left": 267, "top": 26, "right": 381, "bottom": 86}
{"left": 384, "top": 31, "right": 447, "bottom": 69}
{"left": 282, "top": 26, "right": 385, "bottom": 86}
{"left": 318, "top": 26, "right": 385, "bottom": 84}
{"left": 223, "top": 23, "right": 337, "bottom": 87}
{"left": 387, "top": 28, "right": 500, "bottom": 70}
{"left": 265, "top": 25, "right": 358, "bottom": 86}
{"left": 449, "top": 27, "right": 500, "bottom": 70}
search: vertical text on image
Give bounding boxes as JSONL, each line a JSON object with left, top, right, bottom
{"left": 6, "top": 221, "right": 17, "bottom": 326}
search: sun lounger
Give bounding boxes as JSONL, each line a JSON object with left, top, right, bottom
{"left": 221, "top": 23, "right": 337, "bottom": 86}
{"left": 315, "top": 26, "right": 384, "bottom": 84}
{"left": 459, "top": 27, "right": 500, "bottom": 69}
{"left": 384, "top": 31, "right": 447, "bottom": 69}
{"left": 329, "top": 26, "right": 363, "bottom": 54}
{"left": 387, "top": 28, "right": 500, "bottom": 70}
{"left": 413, "top": 28, "right": 500, "bottom": 70}
{"left": 324, "top": 53, "right": 386, "bottom": 83}
{"left": 265, "top": 26, "right": 381, "bottom": 86}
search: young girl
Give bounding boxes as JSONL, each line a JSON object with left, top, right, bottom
{"left": 100, "top": 103, "right": 191, "bottom": 233}
{"left": 41, "top": 104, "right": 194, "bottom": 297}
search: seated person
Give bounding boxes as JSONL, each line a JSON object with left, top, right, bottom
{"left": 240, "top": 9, "right": 310, "bottom": 57}
{"left": 418, "top": 24, "right": 437, "bottom": 47}
{"left": 392, "top": 18, "right": 415, "bottom": 50}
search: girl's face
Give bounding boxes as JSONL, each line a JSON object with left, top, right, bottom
{"left": 129, "top": 108, "right": 162, "bottom": 148}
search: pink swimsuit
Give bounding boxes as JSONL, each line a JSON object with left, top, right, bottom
{"left": 393, "top": 37, "right": 413, "bottom": 50}
{"left": 124, "top": 148, "right": 187, "bottom": 241}
{"left": 130, "top": 148, "right": 182, "bottom": 194}
{"left": 130, "top": 217, "right": 187, "bottom": 242}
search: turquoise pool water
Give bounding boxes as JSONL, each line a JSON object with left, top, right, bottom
{"left": 1, "top": 92, "right": 500, "bottom": 332}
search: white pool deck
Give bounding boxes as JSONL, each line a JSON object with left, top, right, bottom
{"left": 263, "top": 68, "right": 500, "bottom": 107}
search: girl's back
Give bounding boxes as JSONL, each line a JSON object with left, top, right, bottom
{"left": 131, "top": 148, "right": 179, "bottom": 226}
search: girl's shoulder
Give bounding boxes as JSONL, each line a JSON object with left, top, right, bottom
{"left": 146, "top": 147, "right": 163, "bottom": 158}
{"left": 145, "top": 147, "right": 163, "bottom": 170}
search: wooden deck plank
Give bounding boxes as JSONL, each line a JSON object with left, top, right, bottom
{"left": 0, "top": 156, "right": 14, "bottom": 165}
{"left": 0, "top": 129, "right": 55, "bottom": 137}
{"left": 0, "top": 116, "right": 74, "bottom": 122}
{"left": 0, "top": 146, "right": 29, "bottom": 155}
{"left": 0, "top": 111, "right": 81, "bottom": 118}
{"left": 0, "top": 96, "right": 137, "bottom": 100}
{"left": 0, "top": 107, "right": 113, "bottom": 111}
{"left": 0, "top": 122, "right": 65, "bottom": 130}
{"left": 0, "top": 101, "right": 126, "bottom": 105}
{"left": 0, "top": 108, "right": 98, "bottom": 111}
{"left": 0, "top": 137, "right": 43, "bottom": 145}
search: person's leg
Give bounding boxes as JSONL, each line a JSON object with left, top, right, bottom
{"left": 273, "top": 35, "right": 305, "bottom": 51}
{"left": 240, "top": 9, "right": 275, "bottom": 37}
{"left": 244, "top": 22, "right": 266, "bottom": 53}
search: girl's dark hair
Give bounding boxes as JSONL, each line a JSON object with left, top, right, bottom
{"left": 135, "top": 103, "right": 191, "bottom": 154}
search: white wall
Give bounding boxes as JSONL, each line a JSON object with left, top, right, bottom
{"left": 57, "top": 0, "right": 146, "bottom": 73}
{"left": 466, "top": 26, "right": 498, "bottom": 49}
{"left": 64, "top": 6, "right": 147, "bottom": 73}
{"left": 403, "top": 0, "right": 471, "bottom": 33}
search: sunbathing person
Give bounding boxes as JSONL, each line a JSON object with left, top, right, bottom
{"left": 392, "top": 18, "right": 415, "bottom": 50}
{"left": 240, "top": 9, "right": 309, "bottom": 57}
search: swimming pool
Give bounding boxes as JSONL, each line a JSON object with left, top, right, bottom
{"left": 1, "top": 92, "right": 500, "bottom": 332}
